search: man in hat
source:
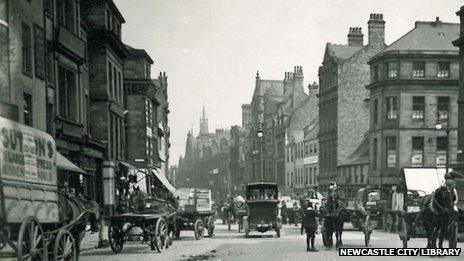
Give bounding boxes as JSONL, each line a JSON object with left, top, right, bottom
{"left": 302, "top": 199, "right": 319, "bottom": 252}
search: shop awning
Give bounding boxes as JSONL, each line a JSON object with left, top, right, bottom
{"left": 56, "top": 152, "right": 86, "bottom": 174}
{"left": 119, "top": 160, "right": 138, "bottom": 171}
{"left": 150, "top": 169, "right": 177, "bottom": 195}
{"left": 403, "top": 168, "right": 451, "bottom": 195}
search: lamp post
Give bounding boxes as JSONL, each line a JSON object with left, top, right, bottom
{"left": 257, "top": 122, "right": 264, "bottom": 181}
{"left": 435, "top": 121, "right": 450, "bottom": 174}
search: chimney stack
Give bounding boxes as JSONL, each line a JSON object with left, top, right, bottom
{"left": 293, "top": 66, "right": 303, "bottom": 78}
{"left": 347, "top": 27, "right": 364, "bottom": 47}
{"left": 368, "top": 13, "right": 385, "bottom": 46}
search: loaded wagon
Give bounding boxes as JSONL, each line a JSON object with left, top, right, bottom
{"left": 243, "top": 182, "right": 282, "bottom": 238}
{"left": 0, "top": 117, "right": 99, "bottom": 260}
{"left": 175, "top": 188, "right": 215, "bottom": 240}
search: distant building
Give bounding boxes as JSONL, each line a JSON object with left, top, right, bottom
{"left": 368, "top": 18, "right": 459, "bottom": 189}
{"left": 303, "top": 119, "right": 319, "bottom": 190}
{"left": 176, "top": 107, "right": 232, "bottom": 200}
{"left": 318, "top": 13, "right": 387, "bottom": 193}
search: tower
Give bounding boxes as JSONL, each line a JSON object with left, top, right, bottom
{"left": 199, "top": 105, "right": 209, "bottom": 135}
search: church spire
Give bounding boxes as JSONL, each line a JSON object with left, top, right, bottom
{"left": 199, "top": 104, "right": 209, "bottom": 135}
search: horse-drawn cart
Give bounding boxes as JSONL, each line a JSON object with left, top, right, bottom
{"left": 175, "top": 188, "right": 215, "bottom": 240}
{"left": 0, "top": 117, "right": 99, "bottom": 260}
{"left": 107, "top": 211, "right": 176, "bottom": 253}
{"left": 399, "top": 168, "right": 458, "bottom": 248}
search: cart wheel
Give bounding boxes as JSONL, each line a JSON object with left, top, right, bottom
{"left": 384, "top": 214, "right": 392, "bottom": 232}
{"left": 401, "top": 218, "right": 408, "bottom": 248}
{"left": 53, "top": 229, "right": 77, "bottom": 261}
{"left": 17, "top": 216, "right": 46, "bottom": 261}
{"left": 194, "top": 219, "right": 204, "bottom": 240}
{"left": 151, "top": 218, "right": 167, "bottom": 252}
{"left": 276, "top": 227, "right": 281, "bottom": 238}
{"left": 108, "top": 222, "right": 125, "bottom": 254}
{"left": 207, "top": 216, "right": 215, "bottom": 238}
{"left": 449, "top": 221, "right": 458, "bottom": 248}
{"left": 364, "top": 215, "right": 371, "bottom": 247}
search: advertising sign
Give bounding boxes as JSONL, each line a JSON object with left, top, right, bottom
{"left": 0, "top": 117, "right": 56, "bottom": 185}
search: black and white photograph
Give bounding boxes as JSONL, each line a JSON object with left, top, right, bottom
{"left": 1, "top": 0, "right": 464, "bottom": 260}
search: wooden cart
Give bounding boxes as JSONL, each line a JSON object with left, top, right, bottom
{"left": 175, "top": 188, "right": 215, "bottom": 240}
{"left": 107, "top": 211, "right": 176, "bottom": 253}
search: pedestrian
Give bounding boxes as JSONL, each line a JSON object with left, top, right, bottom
{"left": 302, "top": 200, "right": 319, "bottom": 252}
{"left": 281, "top": 200, "right": 287, "bottom": 224}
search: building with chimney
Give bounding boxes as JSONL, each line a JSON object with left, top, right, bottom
{"left": 318, "top": 13, "right": 387, "bottom": 194}
{"left": 367, "top": 18, "right": 459, "bottom": 189}
{"left": 153, "top": 72, "right": 170, "bottom": 183}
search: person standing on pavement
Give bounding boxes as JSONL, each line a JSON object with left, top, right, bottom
{"left": 302, "top": 200, "right": 319, "bottom": 252}
{"left": 281, "top": 200, "right": 288, "bottom": 224}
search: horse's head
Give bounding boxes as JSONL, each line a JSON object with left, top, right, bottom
{"left": 433, "top": 185, "right": 454, "bottom": 214}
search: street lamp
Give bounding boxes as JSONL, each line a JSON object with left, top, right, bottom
{"left": 435, "top": 120, "right": 450, "bottom": 174}
{"left": 258, "top": 122, "right": 264, "bottom": 181}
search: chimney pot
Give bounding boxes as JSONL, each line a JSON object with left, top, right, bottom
{"left": 368, "top": 13, "right": 385, "bottom": 45}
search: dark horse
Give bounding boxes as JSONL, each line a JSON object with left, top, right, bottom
{"left": 321, "top": 196, "right": 351, "bottom": 248}
{"left": 417, "top": 185, "right": 455, "bottom": 248}
{"left": 58, "top": 191, "right": 101, "bottom": 254}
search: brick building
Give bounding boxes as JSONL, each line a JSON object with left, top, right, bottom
{"left": 367, "top": 18, "right": 459, "bottom": 189}
{"left": 318, "top": 14, "right": 387, "bottom": 192}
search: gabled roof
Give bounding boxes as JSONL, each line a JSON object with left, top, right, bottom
{"left": 325, "top": 43, "right": 362, "bottom": 63}
{"left": 338, "top": 134, "right": 369, "bottom": 166}
{"left": 379, "top": 21, "right": 459, "bottom": 54}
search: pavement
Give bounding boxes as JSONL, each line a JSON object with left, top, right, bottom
{"left": 77, "top": 222, "right": 464, "bottom": 261}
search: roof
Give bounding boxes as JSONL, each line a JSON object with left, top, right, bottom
{"left": 256, "top": 79, "right": 284, "bottom": 96}
{"left": 338, "top": 134, "right": 369, "bottom": 166}
{"left": 380, "top": 20, "right": 459, "bottom": 54}
{"left": 125, "top": 44, "right": 154, "bottom": 64}
{"left": 327, "top": 43, "right": 362, "bottom": 62}
{"left": 246, "top": 181, "right": 278, "bottom": 188}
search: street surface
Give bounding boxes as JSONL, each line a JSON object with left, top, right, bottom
{"left": 78, "top": 223, "right": 463, "bottom": 261}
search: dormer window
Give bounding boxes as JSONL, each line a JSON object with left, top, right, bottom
{"left": 412, "top": 61, "right": 425, "bottom": 78}
{"left": 57, "top": 0, "right": 75, "bottom": 32}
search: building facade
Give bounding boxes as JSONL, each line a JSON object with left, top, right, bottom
{"left": 318, "top": 13, "right": 387, "bottom": 192}
{"left": 452, "top": 6, "right": 464, "bottom": 170}
{"left": 367, "top": 18, "right": 459, "bottom": 188}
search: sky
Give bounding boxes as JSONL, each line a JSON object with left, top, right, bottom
{"left": 113, "top": 0, "right": 463, "bottom": 166}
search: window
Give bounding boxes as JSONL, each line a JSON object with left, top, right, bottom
{"left": 45, "top": 0, "right": 54, "bottom": 18}
{"left": 437, "top": 62, "right": 450, "bottom": 78}
{"left": 147, "top": 138, "right": 153, "bottom": 164}
{"left": 314, "top": 144, "right": 317, "bottom": 154}
{"left": 373, "top": 138, "right": 378, "bottom": 169}
{"left": 387, "top": 62, "right": 398, "bottom": 78}
{"left": 412, "top": 137, "right": 424, "bottom": 167}
{"left": 412, "top": 96, "right": 425, "bottom": 121}
{"left": 57, "top": 0, "right": 75, "bottom": 32}
{"left": 33, "top": 25, "right": 45, "bottom": 79}
{"left": 437, "top": 97, "right": 449, "bottom": 122}
{"left": 58, "top": 66, "right": 78, "bottom": 121}
{"left": 437, "top": 136, "right": 448, "bottom": 152}
{"left": 22, "top": 23, "right": 32, "bottom": 76}
{"left": 118, "top": 72, "right": 123, "bottom": 102}
{"left": 412, "top": 61, "right": 425, "bottom": 78}
{"left": 386, "top": 136, "right": 397, "bottom": 168}
{"left": 46, "top": 103, "right": 54, "bottom": 134}
{"left": 436, "top": 136, "right": 448, "bottom": 167}
{"left": 145, "top": 98, "right": 152, "bottom": 126}
{"left": 385, "top": 96, "right": 397, "bottom": 120}
{"left": 109, "top": 114, "right": 114, "bottom": 159}
{"left": 373, "top": 65, "right": 379, "bottom": 82}
{"left": 113, "top": 66, "right": 118, "bottom": 102}
{"left": 23, "top": 93, "right": 32, "bottom": 126}
{"left": 108, "top": 62, "right": 113, "bottom": 97}
{"left": 46, "top": 52, "right": 54, "bottom": 85}
{"left": 373, "top": 99, "right": 378, "bottom": 124}
{"left": 106, "top": 11, "right": 112, "bottom": 30}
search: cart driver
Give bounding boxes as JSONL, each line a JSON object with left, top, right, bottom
{"left": 444, "top": 174, "right": 459, "bottom": 212}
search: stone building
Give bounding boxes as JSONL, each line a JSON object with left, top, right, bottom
{"left": 453, "top": 6, "right": 464, "bottom": 170}
{"left": 318, "top": 13, "right": 387, "bottom": 192}
{"left": 303, "top": 119, "right": 319, "bottom": 190}
{"left": 176, "top": 108, "right": 232, "bottom": 200}
{"left": 82, "top": 0, "right": 135, "bottom": 215}
{"left": 153, "top": 73, "right": 170, "bottom": 182}
{"left": 367, "top": 18, "right": 459, "bottom": 189}
{"left": 230, "top": 125, "right": 247, "bottom": 195}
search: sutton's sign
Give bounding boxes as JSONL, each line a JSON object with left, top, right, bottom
{"left": 0, "top": 117, "right": 56, "bottom": 185}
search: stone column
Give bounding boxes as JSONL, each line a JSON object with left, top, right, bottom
{"left": 102, "top": 161, "right": 116, "bottom": 216}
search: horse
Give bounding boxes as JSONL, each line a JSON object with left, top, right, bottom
{"left": 417, "top": 185, "right": 455, "bottom": 248}
{"left": 58, "top": 191, "right": 101, "bottom": 254}
{"left": 321, "top": 196, "right": 351, "bottom": 248}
